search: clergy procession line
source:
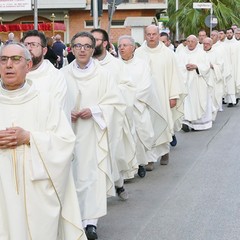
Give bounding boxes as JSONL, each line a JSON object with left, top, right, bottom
{"left": 0, "top": 23, "right": 240, "bottom": 240}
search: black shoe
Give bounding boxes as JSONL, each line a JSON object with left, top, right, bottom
{"left": 235, "top": 98, "right": 239, "bottom": 105}
{"left": 170, "top": 135, "right": 177, "bottom": 147}
{"left": 138, "top": 165, "right": 146, "bottom": 178}
{"left": 222, "top": 98, "right": 227, "bottom": 104}
{"left": 85, "top": 225, "right": 98, "bottom": 240}
{"left": 116, "top": 186, "right": 129, "bottom": 200}
{"left": 182, "top": 124, "right": 190, "bottom": 132}
{"left": 227, "top": 103, "right": 234, "bottom": 107}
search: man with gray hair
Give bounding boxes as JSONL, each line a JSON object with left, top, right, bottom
{"left": 91, "top": 28, "right": 137, "bottom": 191}
{"left": 0, "top": 42, "right": 86, "bottom": 240}
{"left": 234, "top": 28, "right": 240, "bottom": 40}
{"left": 118, "top": 34, "right": 167, "bottom": 174}
{"left": 176, "top": 35, "right": 212, "bottom": 131}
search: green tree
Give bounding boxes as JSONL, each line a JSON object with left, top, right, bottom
{"left": 167, "top": 0, "right": 240, "bottom": 38}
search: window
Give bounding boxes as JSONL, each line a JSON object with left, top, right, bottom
{"left": 111, "top": 20, "right": 124, "bottom": 28}
{"left": 85, "top": 20, "right": 100, "bottom": 28}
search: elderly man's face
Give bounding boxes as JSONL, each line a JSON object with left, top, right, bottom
{"left": 203, "top": 39, "right": 212, "bottom": 51}
{"left": 235, "top": 31, "right": 240, "bottom": 40}
{"left": 187, "top": 37, "right": 198, "bottom": 51}
{"left": 118, "top": 38, "right": 135, "bottom": 61}
{"left": 0, "top": 44, "right": 32, "bottom": 90}
{"left": 145, "top": 26, "right": 160, "bottom": 48}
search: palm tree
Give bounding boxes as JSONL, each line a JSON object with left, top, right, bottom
{"left": 167, "top": 0, "right": 240, "bottom": 38}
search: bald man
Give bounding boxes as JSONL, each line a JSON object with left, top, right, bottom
{"left": 135, "top": 25, "right": 185, "bottom": 169}
{"left": 176, "top": 35, "right": 212, "bottom": 131}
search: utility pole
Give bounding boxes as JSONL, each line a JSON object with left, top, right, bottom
{"left": 93, "top": 0, "right": 98, "bottom": 28}
{"left": 34, "top": 0, "right": 38, "bottom": 30}
{"left": 175, "top": 0, "right": 179, "bottom": 41}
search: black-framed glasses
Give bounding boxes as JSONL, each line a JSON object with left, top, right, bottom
{"left": 23, "top": 42, "right": 43, "bottom": 48}
{"left": 0, "top": 55, "right": 28, "bottom": 64}
{"left": 73, "top": 43, "right": 93, "bottom": 51}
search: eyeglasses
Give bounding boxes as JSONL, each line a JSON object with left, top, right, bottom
{"left": 23, "top": 42, "right": 43, "bottom": 48}
{"left": 0, "top": 55, "right": 28, "bottom": 64}
{"left": 118, "top": 44, "right": 133, "bottom": 48}
{"left": 73, "top": 43, "right": 93, "bottom": 51}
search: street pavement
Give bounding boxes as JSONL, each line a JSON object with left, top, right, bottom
{"left": 97, "top": 104, "right": 240, "bottom": 240}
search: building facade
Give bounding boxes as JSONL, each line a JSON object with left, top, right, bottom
{"left": 0, "top": 0, "right": 167, "bottom": 44}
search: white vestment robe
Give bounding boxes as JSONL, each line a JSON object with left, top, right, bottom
{"left": 175, "top": 43, "right": 187, "bottom": 54}
{"left": 176, "top": 47, "right": 212, "bottom": 130}
{"left": 0, "top": 80, "right": 86, "bottom": 240}
{"left": 135, "top": 41, "right": 185, "bottom": 161}
{"left": 212, "top": 41, "right": 231, "bottom": 99}
{"left": 231, "top": 42, "right": 240, "bottom": 98}
{"left": 120, "top": 56, "right": 167, "bottom": 165}
{"left": 205, "top": 47, "right": 224, "bottom": 120}
{"left": 219, "top": 40, "right": 240, "bottom": 103}
{"left": 26, "top": 59, "right": 69, "bottom": 118}
{"left": 98, "top": 51, "right": 138, "bottom": 179}
{"left": 61, "top": 59, "right": 126, "bottom": 221}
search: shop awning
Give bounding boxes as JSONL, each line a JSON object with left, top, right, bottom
{"left": 0, "top": 22, "right": 66, "bottom": 32}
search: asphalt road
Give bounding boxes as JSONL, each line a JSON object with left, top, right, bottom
{"left": 98, "top": 104, "right": 240, "bottom": 240}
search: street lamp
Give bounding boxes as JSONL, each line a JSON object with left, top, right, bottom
{"left": 64, "top": 14, "right": 69, "bottom": 43}
{"left": 50, "top": 13, "right": 55, "bottom": 36}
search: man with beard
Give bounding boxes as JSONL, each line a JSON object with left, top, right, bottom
{"left": 225, "top": 28, "right": 237, "bottom": 43}
{"left": 21, "top": 30, "right": 69, "bottom": 118}
{"left": 90, "top": 28, "right": 139, "bottom": 187}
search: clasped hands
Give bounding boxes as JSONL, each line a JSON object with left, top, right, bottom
{"left": 71, "top": 108, "right": 92, "bottom": 123}
{"left": 0, "top": 127, "right": 30, "bottom": 149}
{"left": 186, "top": 63, "right": 197, "bottom": 71}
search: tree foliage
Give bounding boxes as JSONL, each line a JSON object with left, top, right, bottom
{"left": 167, "top": 0, "right": 240, "bottom": 38}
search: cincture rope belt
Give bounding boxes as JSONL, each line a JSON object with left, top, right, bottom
{"left": 12, "top": 146, "right": 19, "bottom": 195}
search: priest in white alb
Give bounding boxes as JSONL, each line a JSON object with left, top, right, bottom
{"left": 135, "top": 25, "right": 185, "bottom": 169}
{"left": 61, "top": 32, "right": 127, "bottom": 240}
{"left": 0, "top": 43, "right": 86, "bottom": 240}
{"left": 118, "top": 34, "right": 167, "bottom": 176}
{"left": 176, "top": 35, "right": 212, "bottom": 131}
